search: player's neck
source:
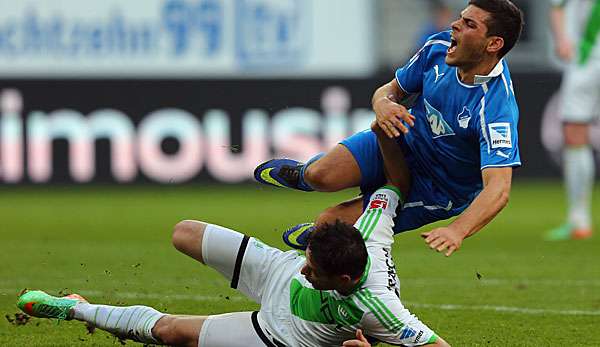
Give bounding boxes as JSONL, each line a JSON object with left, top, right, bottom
{"left": 457, "top": 57, "right": 500, "bottom": 84}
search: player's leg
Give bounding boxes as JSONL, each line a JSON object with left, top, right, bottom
{"left": 302, "top": 145, "right": 362, "bottom": 191}
{"left": 17, "top": 290, "right": 265, "bottom": 347}
{"left": 171, "top": 219, "right": 208, "bottom": 264}
{"left": 546, "top": 64, "right": 597, "bottom": 240}
{"left": 18, "top": 290, "right": 166, "bottom": 345}
{"left": 562, "top": 123, "right": 594, "bottom": 239}
{"left": 255, "top": 130, "right": 383, "bottom": 192}
{"left": 154, "top": 312, "right": 272, "bottom": 347}
{"left": 282, "top": 131, "right": 389, "bottom": 249}
{"left": 254, "top": 145, "right": 360, "bottom": 192}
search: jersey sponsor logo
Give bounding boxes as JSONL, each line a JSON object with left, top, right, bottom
{"left": 425, "top": 99, "right": 455, "bottom": 138}
{"left": 489, "top": 122, "right": 512, "bottom": 148}
{"left": 433, "top": 65, "right": 445, "bottom": 83}
{"left": 457, "top": 106, "right": 472, "bottom": 129}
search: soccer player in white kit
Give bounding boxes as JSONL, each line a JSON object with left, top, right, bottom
{"left": 545, "top": 0, "right": 600, "bottom": 240}
{"left": 17, "top": 124, "right": 451, "bottom": 347}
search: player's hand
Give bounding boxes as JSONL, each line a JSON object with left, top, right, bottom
{"left": 373, "top": 96, "right": 415, "bottom": 138}
{"left": 421, "top": 226, "right": 464, "bottom": 257}
{"left": 342, "top": 329, "right": 370, "bottom": 347}
{"left": 555, "top": 38, "right": 573, "bottom": 62}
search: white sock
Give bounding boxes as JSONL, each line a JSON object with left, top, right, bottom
{"left": 564, "top": 146, "right": 595, "bottom": 230}
{"left": 72, "top": 302, "right": 165, "bottom": 344}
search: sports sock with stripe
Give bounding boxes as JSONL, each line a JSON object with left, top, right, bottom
{"left": 72, "top": 302, "right": 164, "bottom": 344}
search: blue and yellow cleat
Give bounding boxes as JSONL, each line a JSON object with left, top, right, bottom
{"left": 253, "top": 159, "right": 313, "bottom": 191}
{"left": 283, "top": 223, "right": 315, "bottom": 250}
{"left": 17, "top": 290, "right": 87, "bottom": 320}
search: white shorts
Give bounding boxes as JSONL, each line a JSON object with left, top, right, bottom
{"left": 198, "top": 311, "right": 281, "bottom": 347}
{"left": 560, "top": 60, "right": 600, "bottom": 123}
{"left": 198, "top": 224, "right": 300, "bottom": 347}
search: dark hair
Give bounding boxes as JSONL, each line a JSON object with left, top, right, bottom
{"left": 469, "top": 0, "right": 524, "bottom": 57}
{"left": 307, "top": 220, "right": 368, "bottom": 280}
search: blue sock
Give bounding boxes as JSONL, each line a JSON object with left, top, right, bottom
{"left": 298, "top": 152, "right": 324, "bottom": 191}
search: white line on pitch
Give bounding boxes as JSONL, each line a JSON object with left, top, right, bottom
{"left": 4, "top": 278, "right": 600, "bottom": 287}
{"left": 3, "top": 289, "right": 600, "bottom": 316}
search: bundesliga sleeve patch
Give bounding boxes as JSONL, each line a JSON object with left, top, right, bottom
{"left": 369, "top": 193, "right": 389, "bottom": 210}
{"left": 488, "top": 122, "right": 512, "bottom": 149}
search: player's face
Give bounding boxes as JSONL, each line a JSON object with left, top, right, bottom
{"left": 301, "top": 249, "right": 340, "bottom": 291}
{"left": 445, "top": 5, "right": 493, "bottom": 67}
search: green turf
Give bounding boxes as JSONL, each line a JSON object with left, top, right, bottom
{"left": 1, "top": 181, "right": 599, "bottom": 346}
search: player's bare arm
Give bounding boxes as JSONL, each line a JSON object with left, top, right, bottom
{"left": 371, "top": 79, "right": 415, "bottom": 138}
{"left": 422, "top": 167, "right": 512, "bottom": 256}
{"left": 549, "top": 3, "right": 573, "bottom": 62}
{"left": 371, "top": 121, "right": 411, "bottom": 197}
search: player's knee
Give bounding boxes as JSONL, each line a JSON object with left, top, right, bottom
{"left": 152, "top": 316, "right": 179, "bottom": 345}
{"left": 172, "top": 220, "right": 206, "bottom": 261}
{"left": 563, "top": 123, "right": 589, "bottom": 146}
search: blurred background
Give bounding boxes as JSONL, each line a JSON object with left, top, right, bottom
{"left": 0, "top": 0, "right": 593, "bottom": 185}
{"left": 1, "top": 1, "right": 599, "bottom": 346}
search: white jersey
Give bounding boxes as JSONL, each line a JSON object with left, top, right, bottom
{"left": 258, "top": 186, "right": 437, "bottom": 347}
{"left": 552, "top": 0, "right": 600, "bottom": 64}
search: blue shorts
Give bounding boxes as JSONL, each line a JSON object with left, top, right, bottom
{"left": 340, "top": 130, "right": 467, "bottom": 234}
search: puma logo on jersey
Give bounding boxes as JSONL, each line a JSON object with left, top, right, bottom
{"left": 433, "top": 65, "right": 445, "bottom": 83}
{"left": 425, "top": 99, "right": 454, "bottom": 138}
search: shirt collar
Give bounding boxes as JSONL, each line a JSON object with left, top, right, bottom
{"left": 473, "top": 59, "right": 504, "bottom": 85}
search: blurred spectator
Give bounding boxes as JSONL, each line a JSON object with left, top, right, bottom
{"left": 416, "top": 0, "right": 454, "bottom": 49}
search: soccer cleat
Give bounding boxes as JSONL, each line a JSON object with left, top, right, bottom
{"left": 544, "top": 223, "right": 593, "bottom": 241}
{"left": 17, "top": 290, "right": 87, "bottom": 320}
{"left": 572, "top": 228, "right": 592, "bottom": 240}
{"left": 254, "top": 159, "right": 313, "bottom": 191}
{"left": 283, "top": 223, "right": 315, "bottom": 250}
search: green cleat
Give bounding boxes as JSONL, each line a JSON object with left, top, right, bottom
{"left": 544, "top": 223, "right": 573, "bottom": 241}
{"left": 17, "top": 290, "right": 87, "bottom": 320}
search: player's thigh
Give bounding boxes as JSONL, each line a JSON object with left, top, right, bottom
{"left": 201, "top": 224, "right": 287, "bottom": 303}
{"left": 304, "top": 144, "right": 361, "bottom": 191}
{"left": 560, "top": 63, "right": 600, "bottom": 124}
{"left": 199, "top": 312, "right": 278, "bottom": 347}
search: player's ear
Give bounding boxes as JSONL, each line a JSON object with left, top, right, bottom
{"left": 486, "top": 36, "right": 504, "bottom": 55}
{"left": 340, "top": 274, "right": 354, "bottom": 284}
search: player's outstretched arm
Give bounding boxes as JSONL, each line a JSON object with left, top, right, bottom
{"left": 422, "top": 167, "right": 512, "bottom": 256}
{"left": 371, "top": 79, "right": 415, "bottom": 138}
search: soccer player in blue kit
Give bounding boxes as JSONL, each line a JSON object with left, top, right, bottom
{"left": 255, "top": 0, "right": 524, "bottom": 257}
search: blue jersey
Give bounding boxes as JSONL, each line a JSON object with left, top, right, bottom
{"left": 395, "top": 31, "right": 521, "bottom": 208}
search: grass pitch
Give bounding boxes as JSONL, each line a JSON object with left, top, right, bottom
{"left": 1, "top": 182, "right": 599, "bottom": 346}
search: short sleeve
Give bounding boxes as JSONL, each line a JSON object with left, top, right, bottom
{"left": 477, "top": 92, "right": 521, "bottom": 170}
{"left": 395, "top": 47, "right": 428, "bottom": 94}
{"left": 353, "top": 186, "right": 401, "bottom": 248}
{"left": 357, "top": 290, "right": 438, "bottom": 345}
